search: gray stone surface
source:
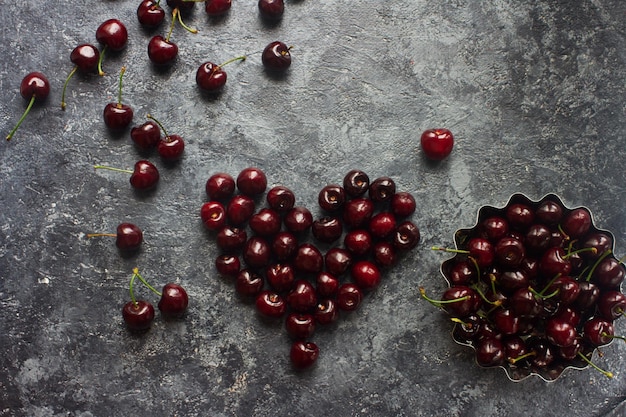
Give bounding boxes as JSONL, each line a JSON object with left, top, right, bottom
{"left": 1, "top": 0, "right": 626, "bottom": 416}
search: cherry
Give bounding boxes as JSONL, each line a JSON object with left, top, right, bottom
{"left": 420, "top": 128, "right": 454, "bottom": 160}
{"left": 196, "top": 55, "right": 246, "bottom": 93}
{"left": 524, "top": 224, "right": 551, "bottom": 254}
{"left": 216, "top": 225, "right": 247, "bottom": 253}
{"left": 502, "top": 336, "right": 528, "bottom": 364}
{"left": 215, "top": 254, "right": 240, "bottom": 277}
{"left": 581, "top": 232, "right": 613, "bottom": 260}
{"left": 249, "top": 208, "right": 282, "bottom": 236}
{"left": 262, "top": 41, "right": 292, "bottom": 72}
{"left": 583, "top": 317, "right": 614, "bottom": 347}
{"left": 266, "top": 186, "right": 295, "bottom": 212}
{"left": 200, "top": 201, "right": 227, "bottom": 231}
{"left": 235, "top": 269, "right": 264, "bottom": 297}
{"left": 390, "top": 191, "right": 416, "bottom": 218}
{"left": 535, "top": 199, "right": 564, "bottom": 225}
{"left": 227, "top": 195, "right": 256, "bottom": 225}
{"left": 131, "top": 121, "right": 161, "bottom": 150}
{"left": 284, "top": 206, "right": 313, "bottom": 233}
{"left": 290, "top": 341, "right": 319, "bottom": 370}
{"left": 562, "top": 208, "right": 592, "bottom": 239}
{"left": 505, "top": 203, "right": 534, "bottom": 231}
{"left": 87, "top": 222, "right": 143, "bottom": 252}
{"left": 554, "top": 307, "right": 582, "bottom": 327}
{"left": 95, "top": 19, "right": 128, "bottom": 75}
{"left": 526, "top": 337, "right": 555, "bottom": 368}
{"left": 206, "top": 172, "right": 236, "bottom": 200}
{"left": 444, "top": 259, "right": 477, "bottom": 286}
{"left": 545, "top": 275, "right": 580, "bottom": 306}
{"left": 324, "top": 247, "right": 353, "bottom": 276}
{"left": 475, "top": 337, "right": 504, "bottom": 367}
{"left": 451, "top": 314, "right": 482, "bottom": 342}
{"left": 236, "top": 167, "right": 267, "bottom": 196}
{"left": 316, "top": 272, "right": 340, "bottom": 298}
{"left": 479, "top": 216, "right": 509, "bottom": 242}
{"left": 372, "top": 241, "right": 397, "bottom": 268}
{"left": 137, "top": 0, "right": 166, "bottom": 27}
{"left": 271, "top": 231, "right": 298, "bottom": 261}
{"left": 392, "top": 221, "right": 421, "bottom": 251}
{"left": 315, "top": 299, "right": 339, "bottom": 325}
{"left": 545, "top": 317, "right": 577, "bottom": 347}
{"left": 285, "top": 313, "right": 315, "bottom": 339}
{"left": 6, "top": 72, "right": 50, "bottom": 141}
{"left": 103, "top": 66, "right": 133, "bottom": 131}
{"left": 351, "top": 260, "right": 381, "bottom": 291}
{"left": 434, "top": 237, "right": 492, "bottom": 267}
{"left": 61, "top": 44, "right": 100, "bottom": 110}
{"left": 343, "top": 198, "right": 374, "bottom": 229}
{"left": 494, "top": 236, "right": 525, "bottom": 268}
{"left": 122, "top": 300, "right": 155, "bottom": 332}
{"left": 509, "top": 288, "right": 542, "bottom": 318}
{"left": 539, "top": 247, "right": 571, "bottom": 279}
{"left": 243, "top": 236, "right": 272, "bottom": 268}
{"left": 205, "top": 0, "right": 232, "bottom": 16}
{"left": 255, "top": 290, "right": 286, "bottom": 318}
{"left": 344, "top": 229, "right": 373, "bottom": 257}
{"left": 148, "top": 35, "right": 178, "bottom": 66}
{"left": 258, "top": 0, "right": 284, "bottom": 21}
{"left": 266, "top": 263, "right": 296, "bottom": 293}
{"left": 368, "top": 212, "right": 396, "bottom": 239}
{"left": 591, "top": 256, "right": 625, "bottom": 289}
{"left": 337, "top": 283, "right": 363, "bottom": 311}
{"left": 146, "top": 114, "right": 185, "bottom": 161}
{"left": 597, "top": 290, "right": 626, "bottom": 320}
{"left": 158, "top": 283, "right": 189, "bottom": 318}
{"left": 368, "top": 176, "right": 396, "bottom": 202}
{"left": 493, "top": 309, "right": 520, "bottom": 335}
{"left": 93, "top": 160, "right": 160, "bottom": 190}
{"left": 343, "top": 169, "right": 370, "bottom": 197}
{"left": 287, "top": 280, "right": 317, "bottom": 312}
{"left": 311, "top": 216, "right": 343, "bottom": 243}
{"left": 318, "top": 184, "right": 346, "bottom": 212}
{"left": 293, "top": 243, "right": 323, "bottom": 274}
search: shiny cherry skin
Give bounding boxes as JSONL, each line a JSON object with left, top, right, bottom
{"left": 592, "top": 257, "right": 625, "bottom": 289}
{"left": 157, "top": 134, "right": 185, "bottom": 161}
{"left": 262, "top": 41, "right": 291, "bottom": 71}
{"left": 196, "top": 62, "right": 227, "bottom": 93}
{"left": 562, "top": 208, "right": 592, "bottom": 239}
{"left": 206, "top": 173, "right": 236, "bottom": 200}
{"left": 148, "top": 35, "right": 178, "bottom": 66}
{"left": 316, "top": 272, "right": 339, "bottom": 298}
{"left": 581, "top": 232, "right": 613, "bottom": 260}
{"left": 368, "top": 212, "right": 396, "bottom": 239}
{"left": 271, "top": 231, "right": 298, "bottom": 261}
{"left": 266, "top": 263, "right": 296, "bottom": 293}
{"left": 131, "top": 121, "right": 161, "bottom": 150}
{"left": 440, "top": 286, "right": 481, "bottom": 318}
{"left": 344, "top": 229, "right": 373, "bottom": 257}
{"left": 287, "top": 280, "right": 317, "bottom": 312}
{"left": 237, "top": 167, "right": 267, "bottom": 196}
{"left": 96, "top": 19, "right": 128, "bottom": 51}
{"left": 266, "top": 186, "right": 295, "bottom": 212}
{"left": 104, "top": 102, "right": 133, "bottom": 130}
{"left": 290, "top": 341, "right": 319, "bottom": 370}
{"left": 70, "top": 44, "right": 100, "bottom": 72}
{"left": 597, "top": 290, "right": 626, "bottom": 320}
{"left": 258, "top": 0, "right": 284, "bottom": 21}
{"left": 235, "top": 269, "right": 264, "bottom": 297}
{"left": 524, "top": 224, "right": 552, "bottom": 254}
{"left": 368, "top": 176, "right": 396, "bottom": 202}
{"left": 137, "top": 0, "right": 165, "bottom": 27}
{"left": 343, "top": 169, "right": 370, "bottom": 197}
{"left": 545, "top": 317, "right": 577, "bottom": 348}
{"left": 351, "top": 260, "right": 381, "bottom": 291}
{"left": 535, "top": 199, "right": 564, "bottom": 225}
{"left": 493, "top": 309, "right": 520, "bottom": 335}
{"left": 293, "top": 243, "right": 323, "bottom": 274}
{"left": 373, "top": 241, "right": 397, "bottom": 268}
{"left": 285, "top": 313, "right": 315, "bottom": 339}
{"left": 115, "top": 223, "right": 143, "bottom": 251}
{"left": 243, "top": 236, "right": 272, "bottom": 268}
{"left": 158, "top": 283, "right": 189, "bottom": 318}
{"left": 505, "top": 203, "right": 534, "bottom": 231}
{"left": 343, "top": 198, "right": 374, "bottom": 229}
{"left": 311, "top": 216, "right": 343, "bottom": 243}
{"left": 494, "top": 236, "right": 525, "bottom": 268}
{"left": 216, "top": 225, "right": 247, "bottom": 253}
{"left": 393, "top": 221, "right": 421, "bottom": 251}
{"left": 284, "top": 206, "right": 313, "bottom": 233}
{"left": 7, "top": 72, "right": 51, "bottom": 140}
{"left": 324, "top": 247, "right": 353, "bottom": 277}
{"left": 122, "top": 300, "right": 155, "bottom": 331}
{"left": 315, "top": 299, "right": 339, "bottom": 325}
{"left": 390, "top": 191, "right": 416, "bottom": 218}
{"left": 445, "top": 259, "right": 476, "bottom": 286}
{"left": 420, "top": 128, "right": 454, "bottom": 160}
{"left": 475, "top": 337, "right": 504, "bottom": 367}
{"left": 227, "top": 195, "right": 256, "bottom": 225}
{"left": 337, "top": 283, "right": 363, "bottom": 311}
{"left": 249, "top": 208, "right": 282, "bottom": 236}
{"left": 200, "top": 201, "right": 227, "bottom": 231}
{"left": 318, "top": 184, "right": 346, "bottom": 212}
{"left": 130, "top": 160, "right": 160, "bottom": 189}
{"left": 479, "top": 216, "right": 509, "bottom": 242}
{"left": 539, "top": 247, "right": 571, "bottom": 279}
{"left": 255, "top": 290, "right": 286, "bottom": 318}
{"left": 205, "top": 0, "right": 232, "bottom": 16}
{"left": 583, "top": 317, "right": 614, "bottom": 346}
{"left": 215, "top": 254, "right": 240, "bottom": 277}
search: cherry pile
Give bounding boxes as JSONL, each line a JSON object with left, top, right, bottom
{"left": 201, "top": 167, "right": 420, "bottom": 369}
{"left": 423, "top": 193, "right": 625, "bottom": 381}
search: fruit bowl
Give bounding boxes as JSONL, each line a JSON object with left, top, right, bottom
{"left": 434, "top": 193, "right": 624, "bottom": 382}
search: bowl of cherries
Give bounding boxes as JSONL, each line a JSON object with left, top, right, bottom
{"left": 422, "top": 193, "right": 625, "bottom": 381}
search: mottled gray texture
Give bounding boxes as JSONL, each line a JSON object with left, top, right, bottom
{"left": 1, "top": 0, "right": 626, "bottom": 416}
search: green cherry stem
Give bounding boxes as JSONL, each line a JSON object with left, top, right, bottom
{"left": 60, "top": 66, "right": 78, "bottom": 110}
{"left": 585, "top": 250, "right": 613, "bottom": 282}
{"left": 146, "top": 114, "right": 169, "bottom": 138}
{"left": 508, "top": 351, "right": 536, "bottom": 365}
{"left": 419, "top": 287, "right": 470, "bottom": 308}
{"left": 93, "top": 165, "right": 133, "bottom": 174}
{"left": 115, "top": 66, "right": 126, "bottom": 107}
{"left": 577, "top": 351, "right": 613, "bottom": 379}
{"left": 6, "top": 95, "right": 36, "bottom": 141}
{"left": 132, "top": 267, "right": 162, "bottom": 297}
{"left": 174, "top": 7, "right": 198, "bottom": 34}
{"left": 97, "top": 45, "right": 108, "bottom": 76}
{"left": 218, "top": 55, "right": 247, "bottom": 68}
{"left": 165, "top": 9, "right": 177, "bottom": 42}
{"left": 602, "top": 332, "right": 626, "bottom": 343}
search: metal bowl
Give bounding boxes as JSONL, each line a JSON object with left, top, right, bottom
{"left": 439, "top": 193, "right": 622, "bottom": 382}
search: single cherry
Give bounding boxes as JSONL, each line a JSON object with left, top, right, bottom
{"left": 324, "top": 247, "right": 353, "bottom": 276}
{"left": 258, "top": 0, "right": 284, "bottom": 21}
{"left": 205, "top": 0, "right": 232, "bottom": 16}
{"left": 290, "top": 341, "right": 319, "bottom": 370}
{"left": 271, "top": 231, "right": 298, "bottom": 261}
{"left": 391, "top": 191, "right": 416, "bottom": 218}
{"left": 343, "top": 169, "right": 370, "bottom": 197}
{"left": 373, "top": 241, "right": 397, "bottom": 268}
{"left": 562, "top": 208, "right": 592, "bottom": 239}
{"left": 284, "top": 206, "right": 313, "bottom": 233}
{"left": 318, "top": 184, "right": 346, "bottom": 212}
{"left": 285, "top": 313, "right": 315, "bottom": 340}
{"left": 158, "top": 282, "right": 189, "bottom": 318}
{"left": 61, "top": 44, "right": 100, "bottom": 110}
{"left": 137, "top": 0, "right": 166, "bottom": 27}
{"left": 368, "top": 176, "right": 396, "bottom": 202}
{"left": 235, "top": 269, "right": 264, "bottom": 297}
{"left": 393, "top": 221, "right": 421, "bottom": 251}
{"left": 344, "top": 229, "right": 373, "bottom": 257}
{"left": 131, "top": 120, "right": 161, "bottom": 150}
{"left": 368, "top": 212, "right": 396, "bottom": 239}
{"left": 262, "top": 41, "right": 292, "bottom": 71}
{"left": 103, "top": 66, "right": 133, "bottom": 131}
{"left": 243, "top": 236, "right": 272, "bottom": 268}
{"left": 226, "top": 195, "right": 256, "bottom": 225}
{"left": 215, "top": 254, "right": 241, "bottom": 277}
{"left": 351, "top": 260, "right": 381, "bottom": 291}
{"left": 95, "top": 19, "right": 128, "bottom": 75}
{"left": 93, "top": 160, "right": 160, "bottom": 190}
{"left": 266, "top": 263, "right": 296, "bottom": 293}
{"left": 311, "top": 216, "right": 343, "bottom": 243}
{"left": 249, "top": 208, "right": 282, "bottom": 236}
{"left": 200, "top": 201, "right": 227, "bottom": 231}
{"left": 293, "top": 243, "right": 323, "bottom": 274}
{"left": 196, "top": 55, "right": 246, "bottom": 93}
{"left": 237, "top": 167, "right": 267, "bottom": 196}
{"left": 206, "top": 172, "right": 236, "bottom": 200}
{"left": 255, "top": 290, "right": 286, "bottom": 318}
{"left": 420, "top": 128, "right": 454, "bottom": 160}
{"left": 266, "top": 186, "right": 295, "bottom": 212}
{"left": 343, "top": 198, "right": 374, "bottom": 229}
{"left": 316, "top": 272, "right": 340, "bottom": 298}
{"left": 6, "top": 72, "right": 50, "bottom": 141}
{"left": 287, "top": 280, "right": 318, "bottom": 312}
{"left": 87, "top": 222, "right": 143, "bottom": 252}
{"left": 337, "top": 283, "right": 363, "bottom": 311}
{"left": 122, "top": 299, "right": 155, "bottom": 331}
{"left": 216, "top": 225, "right": 247, "bottom": 253}
{"left": 315, "top": 299, "right": 339, "bottom": 325}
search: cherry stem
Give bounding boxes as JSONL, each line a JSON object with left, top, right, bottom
{"left": 557, "top": 224, "right": 570, "bottom": 241}
{"left": 431, "top": 246, "right": 468, "bottom": 255}
{"left": 165, "top": 10, "right": 177, "bottom": 42}
{"left": 419, "top": 287, "right": 470, "bottom": 308}
{"left": 93, "top": 165, "right": 133, "bottom": 174}
{"left": 61, "top": 66, "right": 78, "bottom": 110}
{"left": 450, "top": 317, "right": 473, "bottom": 328}
{"left": 602, "top": 332, "right": 626, "bottom": 343}
{"left": 129, "top": 270, "right": 139, "bottom": 306}
{"left": 146, "top": 114, "right": 169, "bottom": 138}
{"left": 531, "top": 285, "right": 560, "bottom": 300}
{"left": 471, "top": 284, "right": 502, "bottom": 306}
{"left": 132, "top": 267, "right": 162, "bottom": 297}
{"left": 538, "top": 273, "right": 562, "bottom": 297}
{"left": 585, "top": 249, "right": 613, "bottom": 282}
{"left": 174, "top": 7, "right": 198, "bottom": 34}
{"left": 563, "top": 246, "right": 597, "bottom": 259}
{"left": 218, "top": 55, "right": 247, "bottom": 68}
{"left": 577, "top": 351, "right": 613, "bottom": 378}
{"left": 97, "top": 45, "right": 108, "bottom": 76}
{"left": 508, "top": 351, "right": 536, "bottom": 364}
{"left": 6, "top": 95, "right": 36, "bottom": 141}
{"left": 116, "top": 66, "right": 126, "bottom": 106}
{"left": 86, "top": 232, "right": 116, "bottom": 239}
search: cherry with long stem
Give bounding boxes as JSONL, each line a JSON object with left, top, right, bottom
{"left": 103, "top": 66, "right": 133, "bottom": 130}
{"left": 577, "top": 351, "right": 613, "bottom": 379}
{"left": 6, "top": 72, "right": 50, "bottom": 141}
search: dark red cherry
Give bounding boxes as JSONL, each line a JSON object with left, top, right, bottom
{"left": 368, "top": 212, "right": 396, "bottom": 239}
{"left": 130, "top": 160, "right": 160, "bottom": 189}
{"left": 122, "top": 300, "right": 155, "bottom": 331}
{"left": 237, "top": 167, "right": 267, "bottom": 196}
{"left": 285, "top": 313, "right": 315, "bottom": 340}
{"left": 393, "top": 221, "right": 420, "bottom": 251}
{"left": 505, "top": 203, "right": 534, "bottom": 231}
{"left": 262, "top": 41, "right": 291, "bottom": 71}
{"left": 509, "top": 288, "right": 542, "bottom": 318}
{"left": 235, "top": 269, "right": 264, "bottom": 297}
{"left": 440, "top": 286, "right": 481, "bottom": 317}
{"left": 562, "top": 208, "right": 592, "bottom": 239}
{"left": 343, "top": 198, "right": 374, "bottom": 229}
{"left": 266, "top": 263, "right": 296, "bottom": 293}
{"left": 479, "top": 216, "right": 509, "bottom": 242}
{"left": 284, "top": 206, "right": 313, "bottom": 233}
{"left": 7, "top": 72, "right": 51, "bottom": 141}
{"left": 158, "top": 283, "right": 188, "bottom": 318}
{"left": 493, "top": 309, "right": 520, "bottom": 335}
{"left": 200, "top": 201, "right": 227, "bottom": 231}
{"left": 311, "top": 216, "right": 343, "bottom": 243}
{"left": 591, "top": 257, "right": 625, "bottom": 289}
{"left": 344, "top": 229, "right": 373, "bottom": 257}
{"left": 115, "top": 223, "right": 143, "bottom": 251}
{"left": 372, "top": 241, "right": 396, "bottom": 268}
{"left": 215, "top": 254, "right": 240, "bottom": 277}
{"left": 137, "top": 0, "right": 166, "bottom": 27}
{"left": 293, "top": 244, "right": 323, "bottom": 274}
{"left": 205, "top": 0, "right": 232, "bottom": 16}
{"left": 104, "top": 102, "right": 134, "bottom": 130}
{"left": 598, "top": 290, "right": 626, "bottom": 320}
{"left": 337, "top": 283, "right": 363, "bottom": 311}
{"left": 206, "top": 172, "right": 236, "bottom": 200}
{"left": 475, "top": 337, "right": 504, "bottom": 367}
{"left": 148, "top": 35, "right": 178, "bottom": 66}
{"left": 324, "top": 247, "right": 353, "bottom": 276}
{"left": 249, "top": 208, "right": 282, "bottom": 236}
{"left": 557, "top": 337, "right": 584, "bottom": 361}
{"left": 351, "top": 260, "right": 381, "bottom": 291}
{"left": 255, "top": 290, "right": 286, "bottom": 318}
{"left": 539, "top": 247, "right": 571, "bottom": 279}
{"left": 535, "top": 199, "right": 564, "bottom": 225}
{"left": 96, "top": 19, "right": 128, "bottom": 51}
{"left": 71, "top": 44, "right": 100, "bottom": 72}
{"left": 343, "top": 169, "right": 370, "bottom": 197}
{"left": 546, "top": 275, "right": 580, "bottom": 306}
{"left": 243, "top": 236, "right": 271, "bottom": 268}
{"left": 271, "top": 231, "right": 298, "bottom": 261}
{"left": 497, "top": 270, "right": 529, "bottom": 294}
{"left": 287, "top": 280, "right": 317, "bottom": 312}
{"left": 315, "top": 299, "right": 339, "bottom": 325}
{"left": 465, "top": 237, "right": 494, "bottom": 268}
{"left": 290, "top": 341, "right": 319, "bottom": 370}
{"left": 420, "top": 128, "right": 454, "bottom": 160}
{"left": 196, "top": 61, "right": 227, "bottom": 92}
{"left": 131, "top": 121, "right": 161, "bottom": 150}
{"left": 266, "top": 186, "right": 295, "bottom": 212}
{"left": 316, "top": 272, "right": 339, "bottom": 298}
{"left": 318, "top": 184, "right": 346, "bottom": 212}
{"left": 494, "top": 236, "right": 525, "bottom": 268}
{"left": 157, "top": 134, "right": 185, "bottom": 161}
{"left": 226, "top": 195, "right": 256, "bottom": 225}
{"left": 445, "top": 259, "right": 477, "bottom": 286}
{"left": 524, "top": 224, "right": 552, "bottom": 254}
{"left": 581, "top": 232, "right": 613, "bottom": 260}
{"left": 502, "top": 336, "right": 528, "bottom": 364}
{"left": 368, "top": 176, "right": 396, "bottom": 202}
{"left": 216, "top": 225, "right": 247, "bottom": 253}
{"left": 526, "top": 337, "right": 555, "bottom": 368}
{"left": 545, "top": 317, "right": 577, "bottom": 347}
{"left": 583, "top": 317, "right": 614, "bottom": 346}
{"left": 258, "top": 0, "right": 284, "bottom": 21}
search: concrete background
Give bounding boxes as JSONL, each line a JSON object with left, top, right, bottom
{"left": 1, "top": 0, "right": 625, "bottom": 416}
